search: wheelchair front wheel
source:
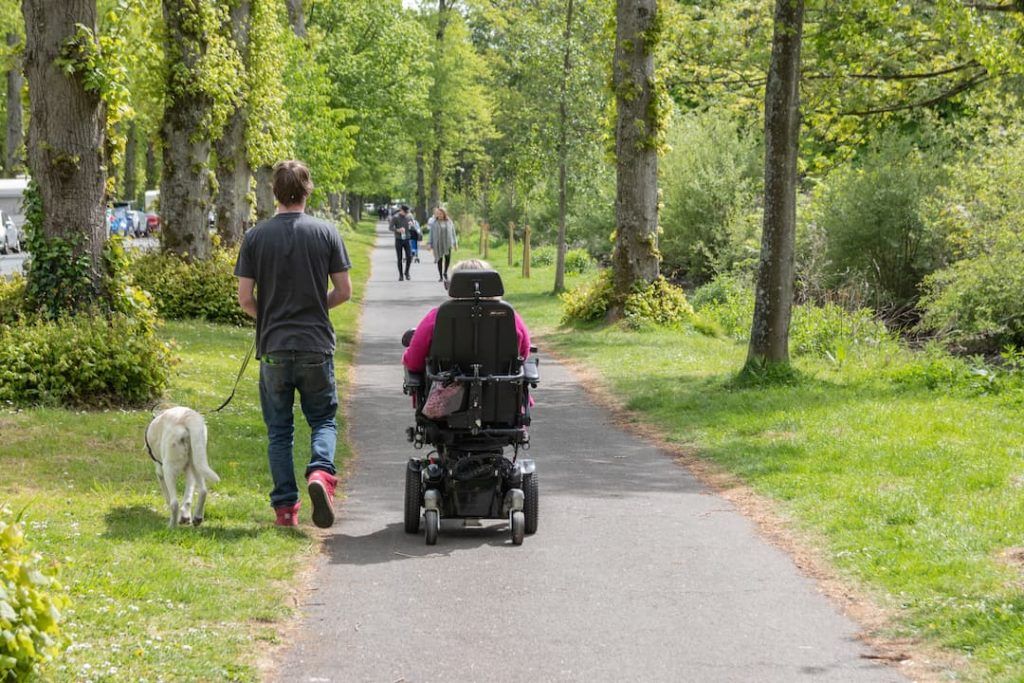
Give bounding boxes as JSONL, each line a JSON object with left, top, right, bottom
{"left": 404, "top": 464, "right": 421, "bottom": 533}
{"left": 510, "top": 510, "right": 525, "bottom": 546}
{"left": 424, "top": 509, "right": 439, "bottom": 545}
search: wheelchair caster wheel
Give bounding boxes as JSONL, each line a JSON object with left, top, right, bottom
{"left": 510, "top": 510, "right": 525, "bottom": 546}
{"left": 424, "top": 509, "right": 439, "bottom": 545}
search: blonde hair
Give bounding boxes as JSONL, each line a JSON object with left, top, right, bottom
{"left": 435, "top": 206, "right": 449, "bottom": 221}
{"left": 451, "top": 259, "right": 490, "bottom": 273}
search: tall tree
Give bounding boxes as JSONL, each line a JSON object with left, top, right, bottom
{"left": 553, "top": 0, "right": 575, "bottom": 294}
{"left": 160, "top": 0, "right": 242, "bottom": 260}
{"left": 21, "top": 0, "right": 106, "bottom": 300}
{"left": 214, "top": 0, "right": 252, "bottom": 245}
{"left": 746, "top": 0, "right": 804, "bottom": 368}
{"left": 5, "top": 31, "right": 22, "bottom": 176}
{"left": 610, "top": 0, "right": 660, "bottom": 312}
{"left": 429, "top": 0, "right": 451, "bottom": 211}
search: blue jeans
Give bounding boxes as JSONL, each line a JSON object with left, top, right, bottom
{"left": 259, "top": 351, "right": 338, "bottom": 508}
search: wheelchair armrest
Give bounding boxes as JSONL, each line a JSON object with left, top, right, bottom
{"left": 403, "top": 368, "right": 425, "bottom": 395}
{"left": 523, "top": 356, "right": 539, "bottom": 385}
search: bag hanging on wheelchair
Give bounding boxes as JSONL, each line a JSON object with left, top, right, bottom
{"left": 422, "top": 380, "right": 465, "bottom": 419}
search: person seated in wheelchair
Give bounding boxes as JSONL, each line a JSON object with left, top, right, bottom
{"left": 400, "top": 259, "right": 540, "bottom": 544}
{"left": 402, "top": 259, "right": 532, "bottom": 378}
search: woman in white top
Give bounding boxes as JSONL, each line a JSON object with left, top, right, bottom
{"left": 427, "top": 206, "right": 458, "bottom": 284}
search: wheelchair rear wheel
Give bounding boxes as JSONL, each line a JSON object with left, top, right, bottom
{"left": 404, "top": 464, "right": 421, "bottom": 533}
{"left": 523, "top": 473, "right": 539, "bottom": 534}
{"left": 425, "top": 509, "right": 439, "bottom": 545}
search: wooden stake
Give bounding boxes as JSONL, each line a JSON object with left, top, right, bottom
{"left": 522, "top": 223, "right": 531, "bottom": 278}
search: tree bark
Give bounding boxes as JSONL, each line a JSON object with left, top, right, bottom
{"left": 285, "top": 0, "right": 306, "bottom": 38}
{"left": 328, "top": 191, "right": 340, "bottom": 217}
{"left": 254, "top": 164, "right": 274, "bottom": 221}
{"left": 554, "top": 0, "right": 575, "bottom": 295}
{"left": 160, "top": 0, "right": 216, "bottom": 260}
{"left": 144, "top": 135, "right": 157, "bottom": 194}
{"left": 348, "top": 192, "right": 361, "bottom": 223}
{"left": 22, "top": 0, "right": 107, "bottom": 299}
{"left": 746, "top": 0, "right": 805, "bottom": 368}
{"left": 428, "top": 0, "right": 449, "bottom": 213}
{"left": 610, "top": 0, "right": 660, "bottom": 313}
{"left": 214, "top": 0, "right": 252, "bottom": 247}
{"left": 5, "top": 32, "right": 23, "bottom": 177}
{"left": 415, "top": 140, "right": 427, "bottom": 223}
{"left": 122, "top": 120, "right": 137, "bottom": 203}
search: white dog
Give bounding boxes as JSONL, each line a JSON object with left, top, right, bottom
{"left": 145, "top": 407, "right": 220, "bottom": 528}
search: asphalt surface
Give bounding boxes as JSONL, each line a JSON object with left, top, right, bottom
{"left": 278, "top": 222, "right": 903, "bottom": 682}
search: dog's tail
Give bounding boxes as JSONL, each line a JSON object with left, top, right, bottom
{"left": 186, "top": 412, "right": 220, "bottom": 484}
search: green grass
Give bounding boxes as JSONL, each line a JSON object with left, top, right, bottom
{"left": 0, "top": 219, "right": 375, "bottom": 682}
{"left": 493, "top": 260, "right": 1024, "bottom": 682}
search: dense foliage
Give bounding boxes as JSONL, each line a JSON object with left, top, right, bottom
{"left": 0, "top": 506, "right": 69, "bottom": 681}
{"left": 129, "top": 247, "right": 251, "bottom": 325}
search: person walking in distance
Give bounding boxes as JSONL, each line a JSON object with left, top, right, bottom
{"left": 389, "top": 204, "right": 414, "bottom": 281}
{"left": 428, "top": 206, "right": 458, "bottom": 285}
{"left": 234, "top": 160, "right": 352, "bottom": 528}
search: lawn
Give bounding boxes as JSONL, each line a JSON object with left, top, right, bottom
{"left": 492, "top": 256, "right": 1024, "bottom": 682}
{"left": 0, "top": 218, "right": 375, "bottom": 682}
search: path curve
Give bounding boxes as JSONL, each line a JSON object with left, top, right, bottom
{"left": 277, "top": 222, "right": 903, "bottom": 682}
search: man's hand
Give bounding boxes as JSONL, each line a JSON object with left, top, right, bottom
{"left": 237, "top": 277, "right": 257, "bottom": 318}
{"left": 327, "top": 271, "right": 352, "bottom": 309}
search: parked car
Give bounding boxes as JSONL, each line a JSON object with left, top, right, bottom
{"left": 146, "top": 213, "right": 160, "bottom": 234}
{"left": 0, "top": 211, "right": 20, "bottom": 254}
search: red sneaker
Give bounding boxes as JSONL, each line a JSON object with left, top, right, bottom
{"left": 274, "top": 501, "right": 300, "bottom": 527}
{"left": 307, "top": 470, "right": 338, "bottom": 529}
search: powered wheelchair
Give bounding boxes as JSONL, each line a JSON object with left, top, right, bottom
{"left": 401, "top": 269, "right": 540, "bottom": 546}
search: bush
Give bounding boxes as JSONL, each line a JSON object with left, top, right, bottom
{"left": 0, "top": 312, "right": 173, "bottom": 406}
{"left": 130, "top": 248, "right": 251, "bottom": 325}
{"left": 0, "top": 506, "right": 69, "bottom": 680}
{"left": 531, "top": 245, "right": 556, "bottom": 267}
{"left": 564, "top": 248, "right": 594, "bottom": 274}
{"left": 918, "top": 130, "right": 1024, "bottom": 352}
{"left": 561, "top": 271, "right": 694, "bottom": 329}
{"left": 0, "top": 275, "right": 26, "bottom": 327}
{"left": 809, "top": 133, "right": 946, "bottom": 308}
{"left": 659, "top": 111, "right": 762, "bottom": 282}
{"left": 692, "top": 273, "right": 891, "bottom": 360}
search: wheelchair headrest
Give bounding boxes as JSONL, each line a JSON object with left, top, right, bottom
{"left": 448, "top": 269, "right": 504, "bottom": 299}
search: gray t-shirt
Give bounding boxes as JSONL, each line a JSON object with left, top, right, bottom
{"left": 234, "top": 212, "right": 351, "bottom": 358}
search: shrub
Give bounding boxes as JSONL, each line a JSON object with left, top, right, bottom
{"left": 564, "top": 248, "right": 594, "bottom": 275}
{"left": 0, "top": 506, "right": 69, "bottom": 680}
{"left": 692, "top": 273, "right": 891, "bottom": 360}
{"left": 0, "top": 275, "right": 26, "bottom": 327}
{"left": 531, "top": 245, "right": 556, "bottom": 267}
{"left": 561, "top": 271, "right": 694, "bottom": 329}
{"left": 810, "top": 133, "right": 947, "bottom": 308}
{"left": 919, "top": 130, "right": 1024, "bottom": 352}
{"left": 0, "top": 312, "right": 173, "bottom": 406}
{"left": 659, "top": 111, "right": 762, "bottom": 282}
{"left": 130, "top": 248, "right": 251, "bottom": 325}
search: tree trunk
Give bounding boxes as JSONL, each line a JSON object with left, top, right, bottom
{"left": 348, "top": 192, "right": 360, "bottom": 223}
{"left": 747, "top": 0, "right": 805, "bottom": 368}
{"left": 328, "top": 191, "right": 340, "bottom": 217}
{"left": 428, "top": 0, "right": 449, "bottom": 214}
{"left": 255, "top": 164, "right": 274, "bottom": 221}
{"left": 122, "top": 120, "right": 137, "bottom": 203}
{"left": 553, "top": 0, "right": 575, "bottom": 295}
{"left": 214, "top": 0, "right": 252, "bottom": 247}
{"left": 144, "top": 135, "right": 157, "bottom": 197}
{"left": 415, "top": 140, "right": 427, "bottom": 223}
{"left": 22, "top": 0, "right": 107, "bottom": 305}
{"left": 5, "top": 32, "right": 23, "bottom": 178}
{"left": 160, "top": 0, "right": 216, "bottom": 260}
{"left": 610, "top": 0, "right": 660, "bottom": 315}
{"left": 285, "top": 0, "right": 306, "bottom": 38}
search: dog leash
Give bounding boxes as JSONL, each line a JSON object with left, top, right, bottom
{"left": 144, "top": 336, "right": 256, "bottom": 466}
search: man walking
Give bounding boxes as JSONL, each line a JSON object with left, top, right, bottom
{"left": 235, "top": 160, "right": 352, "bottom": 528}
{"left": 389, "top": 204, "right": 414, "bottom": 281}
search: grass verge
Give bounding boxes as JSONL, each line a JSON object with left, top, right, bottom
{"left": 492, "top": 258, "right": 1024, "bottom": 682}
{"left": 0, "top": 218, "right": 375, "bottom": 682}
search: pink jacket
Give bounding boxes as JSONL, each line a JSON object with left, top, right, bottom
{"left": 402, "top": 306, "right": 532, "bottom": 373}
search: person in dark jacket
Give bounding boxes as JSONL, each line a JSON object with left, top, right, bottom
{"left": 389, "top": 205, "right": 414, "bottom": 281}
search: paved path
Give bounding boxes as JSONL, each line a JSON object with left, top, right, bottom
{"left": 278, "top": 222, "right": 902, "bottom": 682}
